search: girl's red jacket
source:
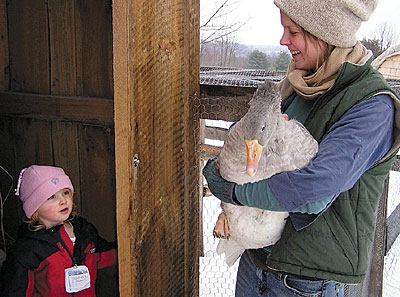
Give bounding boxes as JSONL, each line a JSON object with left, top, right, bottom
{"left": 1, "top": 216, "right": 117, "bottom": 296}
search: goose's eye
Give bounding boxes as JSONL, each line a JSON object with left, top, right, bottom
{"left": 261, "top": 126, "right": 266, "bottom": 132}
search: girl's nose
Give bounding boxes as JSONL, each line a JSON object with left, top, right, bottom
{"left": 58, "top": 194, "right": 67, "bottom": 203}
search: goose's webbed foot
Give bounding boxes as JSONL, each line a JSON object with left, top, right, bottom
{"left": 213, "top": 212, "right": 230, "bottom": 240}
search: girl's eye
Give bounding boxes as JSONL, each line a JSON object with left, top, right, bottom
{"left": 49, "top": 195, "right": 56, "bottom": 200}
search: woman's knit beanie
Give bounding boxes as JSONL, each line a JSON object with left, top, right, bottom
{"left": 15, "top": 165, "right": 74, "bottom": 218}
{"left": 274, "top": 0, "right": 378, "bottom": 47}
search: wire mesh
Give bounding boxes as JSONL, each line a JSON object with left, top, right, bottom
{"left": 198, "top": 120, "right": 238, "bottom": 297}
{"left": 196, "top": 68, "right": 285, "bottom": 297}
{"left": 200, "top": 194, "right": 239, "bottom": 297}
{"left": 195, "top": 67, "right": 400, "bottom": 297}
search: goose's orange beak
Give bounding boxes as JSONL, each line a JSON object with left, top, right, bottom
{"left": 245, "top": 139, "right": 263, "bottom": 177}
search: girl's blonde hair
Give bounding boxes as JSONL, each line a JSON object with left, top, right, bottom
{"left": 26, "top": 202, "right": 77, "bottom": 231}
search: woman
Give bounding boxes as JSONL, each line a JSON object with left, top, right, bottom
{"left": 203, "top": 0, "right": 400, "bottom": 296}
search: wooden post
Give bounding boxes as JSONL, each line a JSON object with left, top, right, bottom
{"left": 113, "top": 0, "right": 199, "bottom": 296}
{"left": 113, "top": 1, "right": 133, "bottom": 296}
{"left": 368, "top": 178, "right": 388, "bottom": 297}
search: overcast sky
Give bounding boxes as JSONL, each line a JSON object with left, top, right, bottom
{"left": 201, "top": 0, "right": 400, "bottom": 46}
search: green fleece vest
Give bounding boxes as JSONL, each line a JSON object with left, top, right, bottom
{"left": 266, "top": 59, "right": 400, "bottom": 284}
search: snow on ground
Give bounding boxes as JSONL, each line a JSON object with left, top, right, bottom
{"left": 383, "top": 170, "right": 400, "bottom": 297}
{"left": 200, "top": 120, "right": 238, "bottom": 296}
{"left": 200, "top": 195, "right": 239, "bottom": 297}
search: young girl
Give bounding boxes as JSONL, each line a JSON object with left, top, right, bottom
{"left": 203, "top": 0, "right": 400, "bottom": 296}
{"left": 1, "top": 165, "right": 117, "bottom": 296}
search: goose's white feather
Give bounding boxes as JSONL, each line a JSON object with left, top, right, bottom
{"left": 215, "top": 80, "right": 318, "bottom": 266}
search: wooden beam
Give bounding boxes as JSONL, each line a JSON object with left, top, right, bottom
{"left": 204, "top": 125, "right": 228, "bottom": 142}
{"left": 184, "top": 0, "right": 201, "bottom": 294}
{"left": 112, "top": 1, "right": 134, "bottom": 296}
{"left": 368, "top": 178, "right": 388, "bottom": 297}
{"left": 0, "top": 92, "right": 113, "bottom": 124}
{"left": 386, "top": 203, "right": 400, "bottom": 254}
{"left": 198, "top": 144, "right": 222, "bottom": 160}
{"left": 200, "top": 84, "right": 257, "bottom": 97}
{"left": 113, "top": 0, "right": 199, "bottom": 295}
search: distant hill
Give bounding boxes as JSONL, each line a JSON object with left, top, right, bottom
{"left": 237, "top": 44, "right": 288, "bottom": 57}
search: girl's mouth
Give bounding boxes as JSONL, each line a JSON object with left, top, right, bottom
{"left": 60, "top": 207, "right": 69, "bottom": 213}
{"left": 291, "top": 50, "right": 301, "bottom": 56}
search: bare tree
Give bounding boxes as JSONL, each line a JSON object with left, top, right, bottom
{"left": 200, "top": 0, "right": 247, "bottom": 45}
{"left": 200, "top": 0, "right": 248, "bottom": 67}
{"left": 376, "top": 22, "right": 398, "bottom": 52}
{"left": 361, "top": 22, "right": 398, "bottom": 58}
{"left": 200, "top": 36, "right": 247, "bottom": 68}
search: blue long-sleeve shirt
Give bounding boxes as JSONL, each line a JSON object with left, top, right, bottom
{"left": 235, "top": 94, "right": 394, "bottom": 229}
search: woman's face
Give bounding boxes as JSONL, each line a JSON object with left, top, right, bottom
{"left": 37, "top": 188, "right": 73, "bottom": 228}
{"left": 279, "top": 11, "right": 326, "bottom": 70}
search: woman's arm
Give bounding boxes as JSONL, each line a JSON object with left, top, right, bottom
{"left": 237, "top": 94, "right": 394, "bottom": 211}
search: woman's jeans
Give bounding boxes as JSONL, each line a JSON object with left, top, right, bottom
{"left": 235, "top": 251, "right": 344, "bottom": 297}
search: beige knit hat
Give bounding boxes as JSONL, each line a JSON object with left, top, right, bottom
{"left": 274, "top": 0, "right": 378, "bottom": 47}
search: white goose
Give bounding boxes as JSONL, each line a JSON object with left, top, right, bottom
{"left": 213, "top": 80, "right": 318, "bottom": 266}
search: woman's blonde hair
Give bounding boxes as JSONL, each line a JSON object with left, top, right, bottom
{"left": 302, "top": 29, "right": 334, "bottom": 70}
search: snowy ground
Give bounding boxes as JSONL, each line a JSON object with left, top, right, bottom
{"left": 383, "top": 170, "right": 400, "bottom": 297}
{"left": 199, "top": 195, "right": 239, "bottom": 296}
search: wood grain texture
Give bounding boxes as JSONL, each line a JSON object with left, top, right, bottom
{"left": 52, "top": 122, "right": 81, "bottom": 213}
{"left": 48, "top": 0, "right": 77, "bottom": 95}
{"left": 184, "top": 1, "right": 200, "bottom": 293}
{"left": 0, "top": 0, "right": 9, "bottom": 91}
{"left": 0, "top": 117, "right": 18, "bottom": 246}
{"left": 112, "top": 0, "right": 134, "bottom": 296}
{"left": 113, "top": 0, "right": 199, "bottom": 295}
{"left": 75, "top": 0, "right": 113, "bottom": 98}
{"left": 79, "top": 125, "right": 116, "bottom": 241}
{"left": 0, "top": 92, "right": 113, "bottom": 124}
{"left": 7, "top": 0, "right": 50, "bottom": 93}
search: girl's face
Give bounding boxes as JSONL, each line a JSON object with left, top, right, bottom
{"left": 279, "top": 11, "right": 326, "bottom": 70}
{"left": 37, "top": 188, "right": 73, "bottom": 228}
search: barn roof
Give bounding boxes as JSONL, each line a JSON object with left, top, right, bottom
{"left": 372, "top": 44, "right": 400, "bottom": 74}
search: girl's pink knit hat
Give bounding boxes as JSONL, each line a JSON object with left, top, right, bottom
{"left": 15, "top": 165, "right": 74, "bottom": 218}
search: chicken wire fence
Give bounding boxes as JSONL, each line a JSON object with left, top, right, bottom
{"left": 196, "top": 68, "right": 279, "bottom": 297}
{"left": 195, "top": 67, "right": 400, "bottom": 297}
{"left": 199, "top": 120, "right": 238, "bottom": 297}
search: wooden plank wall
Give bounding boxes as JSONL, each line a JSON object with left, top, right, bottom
{"left": 113, "top": 0, "right": 200, "bottom": 296}
{"left": 0, "top": 1, "right": 117, "bottom": 296}
{"left": 0, "top": 0, "right": 8, "bottom": 91}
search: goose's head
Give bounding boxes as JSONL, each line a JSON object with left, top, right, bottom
{"left": 242, "top": 80, "right": 282, "bottom": 177}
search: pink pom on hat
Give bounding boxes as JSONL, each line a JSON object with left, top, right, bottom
{"left": 15, "top": 165, "right": 74, "bottom": 218}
